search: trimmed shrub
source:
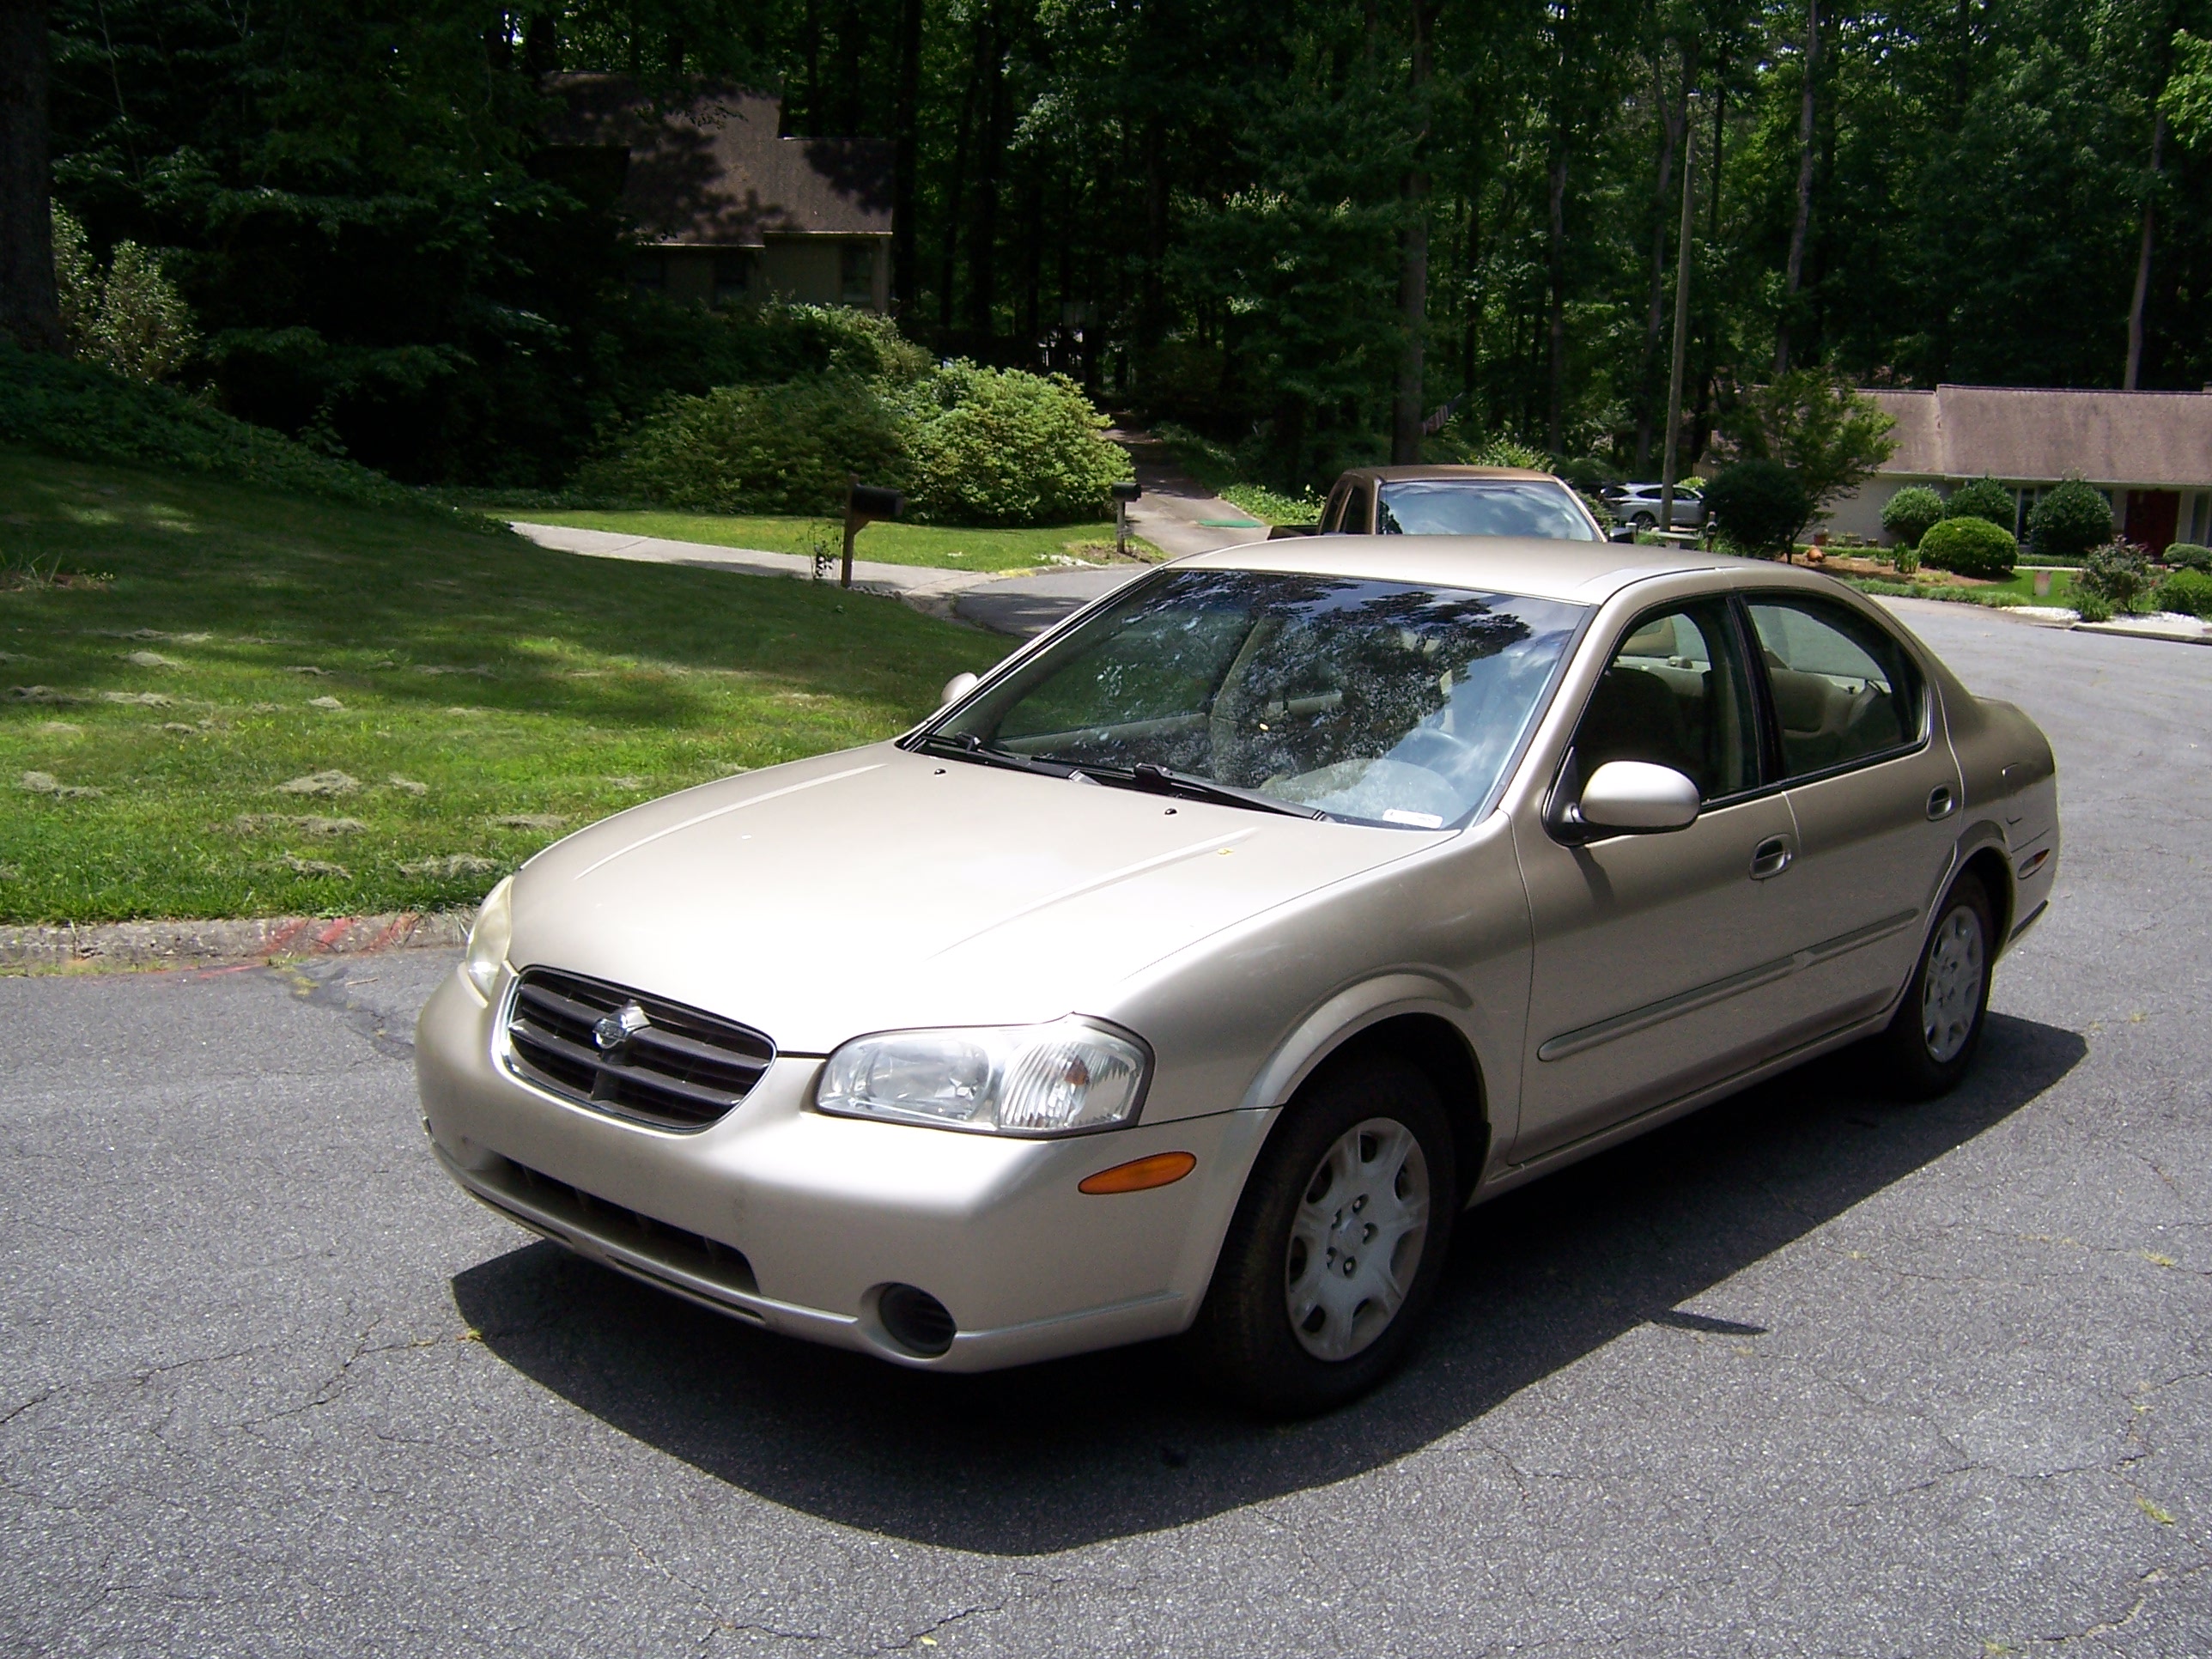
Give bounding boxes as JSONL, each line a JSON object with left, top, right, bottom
{"left": 2154, "top": 568, "right": 2212, "bottom": 617}
{"left": 2166, "top": 542, "right": 2212, "bottom": 573}
{"left": 1475, "top": 434, "right": 1549, "bottom": 470}
{"left": 1942, "top": 476, "right": 2015, "bottom": 526}
{"left": 1881, "top": 485, "right": 1945, "bottom": 547}
{"left": 1704, "top": 459, "right": 1813, "bottom": 556}
{"left": 577, "top": 374, "right": 908, "bottom": 515}
{"left": 2028, "top": 478, "right": 2114, "bottom": 563}
{"left": 1917, "top": 514, "right": 2017, "bottom": 578}
{"left": 0, "top": 340, "right": 438, "bottom": 512}
{"left": 2077, "top": 538, "right": 2154, "bottom": 614}
{"left": 904, "top": 363, "right": 1131, "bottom": 526}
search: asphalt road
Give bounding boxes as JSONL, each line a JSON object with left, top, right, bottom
{"left": 4, "top": 605, "right": 2208, "bottom": 1658}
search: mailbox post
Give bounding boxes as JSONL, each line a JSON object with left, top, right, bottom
{"left": 1111, "top": 479, "right": 1142, "bottom": 561}
{"left": 842, "top": 480, "right": 906, "bottom": 588}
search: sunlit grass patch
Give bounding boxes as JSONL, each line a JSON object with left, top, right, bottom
{"left": 0, "top": 449, "right": 1000, "bottom": 924}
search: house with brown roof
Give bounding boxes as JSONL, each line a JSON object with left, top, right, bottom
{"left": 544, "top": 77, "right": 891, "bottom": 313}
{"left": 1824, "top": 385, "right": 2212, "bottom": 553}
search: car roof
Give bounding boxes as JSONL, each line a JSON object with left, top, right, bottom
{"left": 1177, "top": 534, "right": 1775, "bottom": 606}
{"left": 1337, "top": 465, "right": 1560, "bottom": 484}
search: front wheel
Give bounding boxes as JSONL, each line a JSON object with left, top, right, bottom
{"left": 1188, "top": 1055, "right": 1455, "bottom": 1416}
{"left": 1875, "top": 873, "right": 1995, "bottom": 1097}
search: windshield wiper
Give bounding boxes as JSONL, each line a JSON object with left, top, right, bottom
{"left": 1113, "top": 762, "right": 1328, "bottom": 820}
{"left": 916, "top": 732, "right": 1070, "bottom": 778}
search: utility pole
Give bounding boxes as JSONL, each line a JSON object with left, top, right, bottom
{"left": 1660, "top": 92, "right": 1698, "bottom": 534}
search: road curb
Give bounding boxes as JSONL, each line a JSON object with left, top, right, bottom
{"left": 0, "top": 909, "right": 473, "bottom": 973}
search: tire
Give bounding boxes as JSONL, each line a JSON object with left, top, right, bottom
{"left": 1875, "top": 872, "right": 1996, "bottom": 1098}
{"left": 1632, "top": 511, "right": 1656, "bottom": 530}
{"left": 1188, "top": 1054, "right": 1455, "bottom": 1416}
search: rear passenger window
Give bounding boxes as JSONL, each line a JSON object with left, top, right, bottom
{"left": 1571, "top": 601, "right": 1759, "bottom": 801}
{"left": 1746, "top": 598, "right": 1923, "bottom": 779}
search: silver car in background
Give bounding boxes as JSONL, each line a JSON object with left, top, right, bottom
{"left": 416, "top": 538, "right": 2058, "bottom": 1414}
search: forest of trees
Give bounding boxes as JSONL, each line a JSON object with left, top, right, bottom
{"left": 10, "top": 0, "right": 2210, "bottom": 491}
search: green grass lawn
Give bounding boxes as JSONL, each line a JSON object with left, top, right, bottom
{"left": 0, "top": 449, "right": 1000, "bottom": 925}
{"left": 490, "top": 507, "right": 1161, "bottom": 573}
{"left": 1838, "top": 562, "right": 2078, "bottom": 608}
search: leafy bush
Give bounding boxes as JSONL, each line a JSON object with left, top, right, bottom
{"left": 1704, "top": 459, "right": 1812, "bottom": 556}
{"left": 2075, "top": 593, "right": 2116, "bottom": 623}
{"left": 52, "top": 205, "right": 199, "bottom": 385}
{"left": 1475, "top": 434, "right": 1549, "bottom": 470}
{"left": 904, "top": 363, "right": 1131, "bottom": 526}
{"left": 1881, "top": 485, "right": 1945, "bottom": 547}
{"left": 2028, "top": 478, "right": 2113, "bottom": 563}
{"left": 1942, "top": 476, "right": 2015, "bottom": 527}
{"left": 2154, "top": 568, "right": 2212, "bottom": 617}
{"left": 1894, "top": 544, "right": 1923, "bottom": 575}
{"left": 0, "top": 340, "right": 447, "bottom": 513}
{"left": 2077, "top": 538, "right": 2154, "bottom": 614}
{"left": 577, "top": 375, "right": 908, "bottom": 515}
{"left": 1554, "top": 456, "right": 1616, "bottom": 492}
{"left": 1917, "top": 514, "right": 2017, "bottom": 578}
{"left": 2165, "top": 542, "right": 2212, "bottom": 572}
{"left": 1719, "top": 369, "right": 1896, "bottom": 508}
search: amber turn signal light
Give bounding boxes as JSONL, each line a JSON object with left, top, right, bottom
{"left": 1078, "top": 1151, "right": 1197, "bottom": 1195}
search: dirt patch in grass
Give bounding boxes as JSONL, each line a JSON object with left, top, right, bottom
{"left": 0, "top": 449, "right": 1000, "bottom": 923}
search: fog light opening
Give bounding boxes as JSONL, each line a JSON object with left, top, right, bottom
{"left": 876, "top": 1284, "right": 957, "bottom": 1358}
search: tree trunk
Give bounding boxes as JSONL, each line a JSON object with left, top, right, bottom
{"left": 1775, "top": 0, "right": 1819, "bottom": 375}
{"left": 1546, "top": 135, "right": 1570, "bottom": 456}
{"left": 1635, "top": 52, "right": 1684, "bottom": 473}
{"left": 1391, "top": 0, "right": 1431, "bottom": 465}
{"left": 520, "top": 9, "right": 561, "bottom": 76}
{"left": 2124, "top": 112, "right": 2164, "bottom": 390}
{"left": 0, "top": 0, "right": 63, "bottom": 355}
{"left": 966, "top": 4, "right": 1005, "bottom": 343}
{"left": 938, "top": 53, "right": 978, "bottom": 331}
{"left": 891, "top": 0, "right": 922, "bottom": 313}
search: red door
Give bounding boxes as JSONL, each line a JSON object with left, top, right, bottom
{"left": 2124, "top": 489, "right": 2181, "bottom": 554}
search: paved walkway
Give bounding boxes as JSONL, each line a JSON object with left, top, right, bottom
{"left": 1104, "top": 425, "right": 1279, "bottom": 560}
{"left": 507, "top": 521, "right": 1005, "bottom": 605}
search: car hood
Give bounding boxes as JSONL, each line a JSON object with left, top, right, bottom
{"left": 505, "top": 744, "right": 1441, "bottom": 1053}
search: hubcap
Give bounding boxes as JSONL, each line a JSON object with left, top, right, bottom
{"left": 1283, "top": 1118, "right": 1431, "bottom": 1362}
{"left": 1920, "top": 903, "right": 1986, "bottom": 1064}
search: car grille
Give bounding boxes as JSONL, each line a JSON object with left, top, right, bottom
{"left": 503, "top": 968, "right": 774, "bottom": 1132}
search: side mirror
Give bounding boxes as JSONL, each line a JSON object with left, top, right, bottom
{"left": 1572, "top": 760, "right": 1701, "bottom": 835}
{"left": 939, "top": 672, "right": 980, "bottom": 708}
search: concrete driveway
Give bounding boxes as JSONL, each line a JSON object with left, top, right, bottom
{"left": 3, "top": 608, "right": 2207, "bottom": 1656}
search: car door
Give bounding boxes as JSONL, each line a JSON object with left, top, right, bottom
{"left": 1740, "top": 592, "right": 1962, "bottom": 1030}
{"left": 1510, "top": 598, "right": 1802, "bottom": 1162}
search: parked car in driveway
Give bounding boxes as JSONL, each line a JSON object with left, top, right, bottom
{"left": 1601, "top": 480, "right": 1707, "bottom": 531}
{"left": 417, "top": 535, "right": 2059, "bottom": 1414}
{"left": 1273, "top": 465, "right": 1607, "bottom": 542}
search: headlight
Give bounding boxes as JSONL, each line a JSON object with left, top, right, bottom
{"left": 461, "top": 875, "right": 514, "bottom": 1000}
{"left": 817, "top": 1018, "right": 1150, "bottom": 1136}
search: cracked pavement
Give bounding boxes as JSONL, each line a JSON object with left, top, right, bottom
{"left": 3, "top": 605, "right": 2208, "bottom": 1657}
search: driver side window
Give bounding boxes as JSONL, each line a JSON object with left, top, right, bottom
{"left": 1571, "top": 601, "right": 1759, "bottom": 802}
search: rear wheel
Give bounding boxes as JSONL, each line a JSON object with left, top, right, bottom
{"left": 1188, "top": 1055, "right": 1455, "bottom": 1416}
{"left": 1876, "top": 873, "right": 1995, "bottom": 1097}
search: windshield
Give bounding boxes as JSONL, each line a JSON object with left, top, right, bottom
{"left": 925, "top": 570, "right": 1585, "bottom": 828}
{"left": 1376, "top": 480, "right": 1599, "bottom": 540}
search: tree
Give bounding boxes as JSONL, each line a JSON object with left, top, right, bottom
{"left": 1721, "top": 368, "right": 1895, "bottom": 513}
{"left": 0, "top": 0, "right": 63, "bottom": 352}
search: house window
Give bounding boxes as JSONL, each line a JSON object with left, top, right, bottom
{"left": 714, "top": 251, "right": 755, "bottom": 307}
{"left": 840, "top": 243, "right": 876, "bottom": 307}
{"left": 629, "top": 252, "right": 666, "bottom": 298}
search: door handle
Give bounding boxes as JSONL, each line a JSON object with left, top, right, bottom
{"left": 1749, "top": 836, "right": 1794, "bottom": 879}
{"left": 1926, "top": 785, "right": 1956, "bottom": 821}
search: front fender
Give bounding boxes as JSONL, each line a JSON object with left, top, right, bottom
{"left": 1234, "top": 969, "right": 1501, "bottom": 1141}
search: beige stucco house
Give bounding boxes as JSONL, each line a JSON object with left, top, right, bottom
{"left": 546, "top": 77, "right": 891, "bottom": 313}
{"left": 1824, "top": 385, "right": 2212, "bottom": 553}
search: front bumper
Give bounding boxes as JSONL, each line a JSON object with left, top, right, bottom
{"left": 415, "top": 965, "right": 1270, "bottom": 1371}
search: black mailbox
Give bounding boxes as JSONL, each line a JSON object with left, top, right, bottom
{"left": 849, "top": 483, "right": 905, "bottom": 521}
{"left": 1110, "top": 481, "right": 1143, "bottom": 502}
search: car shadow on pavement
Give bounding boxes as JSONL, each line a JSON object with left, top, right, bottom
{"left": 453, "top": 1012, "right": 2083, "bottom": 1555}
